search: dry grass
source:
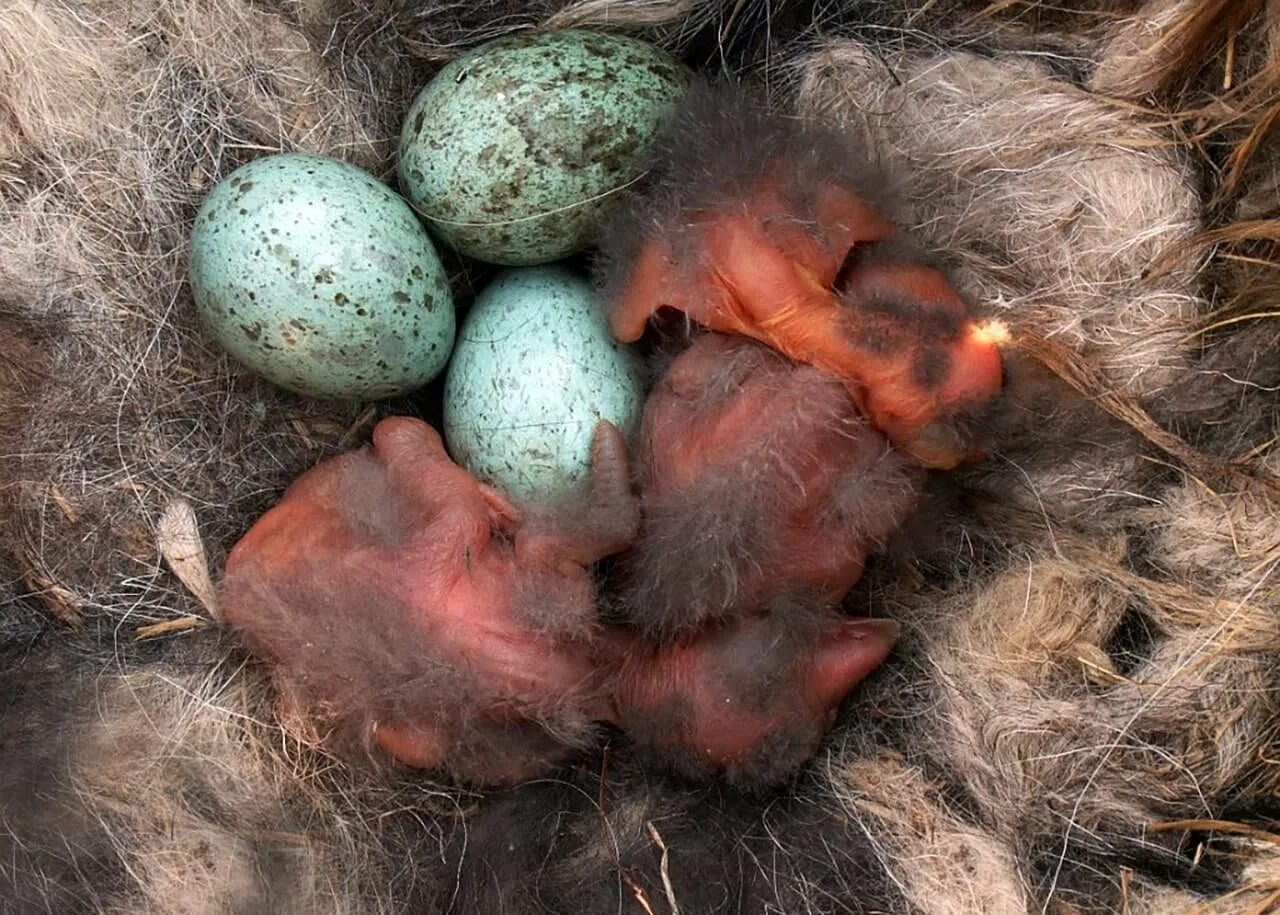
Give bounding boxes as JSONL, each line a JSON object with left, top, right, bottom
{"left": 0, "top": 0, "right": 1277, "bottom": 912}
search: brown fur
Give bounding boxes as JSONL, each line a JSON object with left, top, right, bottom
{"left": 0, "top": 0, "right": 1277, "bottom": 912}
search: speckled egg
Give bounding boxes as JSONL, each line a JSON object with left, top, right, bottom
{"left": 189, "top": 153, "right": 455, "bottom": 400}
{"left": 444, "top": 266, "right": 643, "bottom": 503}
{"left": 398, "top": 29, "right": 691, "bottom": 266}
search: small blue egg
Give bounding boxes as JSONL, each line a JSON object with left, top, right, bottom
{"left": 398, "top": 30, "right": 692, "bottom": 266}
{"left": 189, "top": 153, "right": 455, "bottom": 400}
{"left": 444, "top": 266, "right": 643, "bottom": 503}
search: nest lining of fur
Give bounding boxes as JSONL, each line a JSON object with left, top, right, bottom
{"left": 0, "top": 0, "right": 1277, "bottom": 913}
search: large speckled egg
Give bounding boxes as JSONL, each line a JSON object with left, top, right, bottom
{"left": 189, "top": 153, "right": 455, "bottom": 400}
{"left": 444, "top": 266, "right": 643, "bottom": 503}
{"left": 398, "top": 29, "right": 691, "bottom": 266}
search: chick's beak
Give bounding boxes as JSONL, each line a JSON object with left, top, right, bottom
{"left": 809, "top": 618, "right": 901, "bottom": 710}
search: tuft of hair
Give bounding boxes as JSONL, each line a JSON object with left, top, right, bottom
{"left": 1092, "top": 0, "right": 1266, "bottom": 99}
{"left": 794, "top": 38, "right": 1207, "bottom": 405}
{"left": 0, "top": 626, "right": 461, "bottom": 914}
{"left": 423, "top": 758, "right": 907, "bottom": 914}
{"left": 835, "top": 542, "right": 1279, "bottom": 913}
{"left": 0, "top": 0, "right": 409, "bottom": 632}
{"left": 395, "top": 0, "right": 782, "bottom": 69}
{"left": 621, "top": 335, "right": 920, "bottom": 638}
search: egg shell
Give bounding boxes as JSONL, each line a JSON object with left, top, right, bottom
{"left": 398, "top": 29, "right": 692, "bottom": 266}
{"left": 189, "top": 153, "right": 455, "bottom": 400}
{"left": 444, "top": 266, "right": 643, "bottom": 504}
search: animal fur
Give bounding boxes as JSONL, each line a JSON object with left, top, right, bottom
{"left": 1, "top": 0, "right": 1278, "bottom": 912}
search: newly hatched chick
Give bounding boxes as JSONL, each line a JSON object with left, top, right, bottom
{"left": 598, "top": 85, "right": 1005, "bottom": 469}
{"left": 623, "top": 332, "right": 921, "bottom": 638}
{"left": 220, "top": 416, "right": 637, "bottom": 786}
{"left": 611, "top": 603, "right": 900, "bottom": 786}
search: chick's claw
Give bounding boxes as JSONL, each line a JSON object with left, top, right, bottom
{"left": 220, "top": 416, "right": 635, "bottom": 786}
{"left": 515, "top": 421, "right": 639, "bottom": 575}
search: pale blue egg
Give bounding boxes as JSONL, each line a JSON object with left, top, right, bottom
{"left": 398, "top": 30, "right": 691, "bottom": 266}
{"left": 189, "top": 153, "right": 455, "bottom": 399}
{"left": 444, "top": 266, "right": 643, "bottom": 503}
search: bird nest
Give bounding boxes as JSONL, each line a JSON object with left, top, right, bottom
{"left": 1, "top": 1, "right": 1278, "bottom": 912}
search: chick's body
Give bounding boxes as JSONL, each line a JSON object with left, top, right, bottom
{"left": 221, "top": 417, "right": 633, "bottom": 785}
{"left": 623, "top": 333, "right": 921, "bottom": 639}
{"left": 599, "top": 85, "right": 1004, "bottom": 468}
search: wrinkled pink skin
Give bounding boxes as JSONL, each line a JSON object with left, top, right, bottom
{"left": 612, "top": 615, "right": 900, "bottom": 779}
{"left": 636, "top": 334, "right": 901, "bottom": 612}
{"left": 223, "top": 417, "right": 633, "bottom": 784}
{"left": 222, "top": 416, "right": 901, "bottom": 785}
